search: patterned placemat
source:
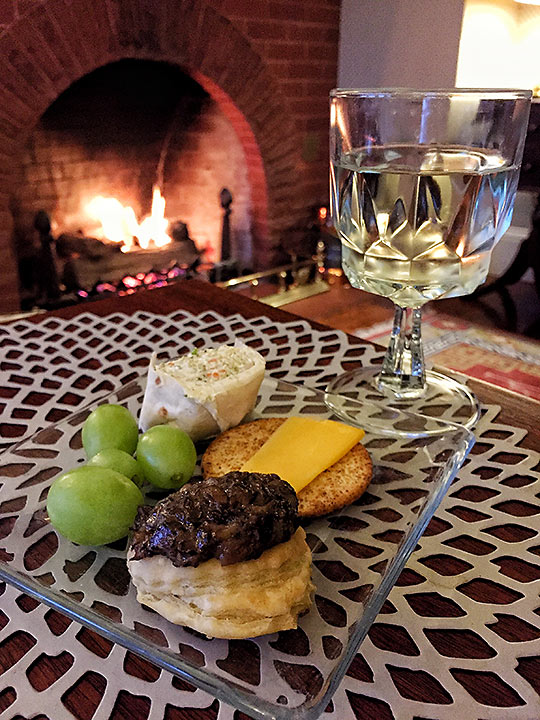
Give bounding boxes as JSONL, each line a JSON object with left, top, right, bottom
{"left": 1, "top": 310, "right": 539, "bottom": 720}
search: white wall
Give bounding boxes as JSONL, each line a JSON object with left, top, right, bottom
{"left": 338, "top": 0, "right": 465, "bottom": 88}
{"left": 456, "top": 0, "right": 540, "bottom": 89}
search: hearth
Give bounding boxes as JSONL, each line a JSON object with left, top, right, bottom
{"left": 0, "top": 0, "right": 339, "bottom": 312}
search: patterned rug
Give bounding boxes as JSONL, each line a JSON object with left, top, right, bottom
{"left": 359, "top": 310, "right": 540, "bottom": 401}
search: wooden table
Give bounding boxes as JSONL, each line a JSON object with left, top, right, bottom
{"left": 1, "top": 277, "right": 539, "bottom": 719}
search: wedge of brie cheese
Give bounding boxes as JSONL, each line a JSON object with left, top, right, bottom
{"left": 139, "top": 344, "right": 265, "bottom": 441}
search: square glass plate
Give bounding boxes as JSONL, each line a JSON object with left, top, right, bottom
{"left": 0, "top": 375, "right": 474, "bottom": 720}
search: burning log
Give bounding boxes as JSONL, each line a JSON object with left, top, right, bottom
{"left": 56, "top": 233, "right": 122, "bottom": 260}
{"left": 57, "top": 229, "right": 200, "bottom": 292}
{"left": 55, "top": 232, "right": 122, "bottom": 293}
{"left": 27, "top": 202, "right": 203, "bottom": 303}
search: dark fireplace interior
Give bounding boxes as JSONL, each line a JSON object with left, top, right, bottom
{"left": 12, "top": 59, "right": 255, "bottom": 308}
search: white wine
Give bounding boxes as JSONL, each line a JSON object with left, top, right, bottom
{"left": 331, "top": 145, "right": 520, "bottom": 307}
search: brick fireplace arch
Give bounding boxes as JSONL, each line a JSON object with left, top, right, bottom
{"left": 0, "top": 0, "right": 312, "bottom": 311}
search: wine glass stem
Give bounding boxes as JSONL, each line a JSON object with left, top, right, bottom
{"left": 377, "top": 305, "right": 426, "bottom": 399}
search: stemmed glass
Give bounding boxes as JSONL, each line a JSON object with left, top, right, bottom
{"left": 328, "top": 88, "right": 531, "bottom": 430}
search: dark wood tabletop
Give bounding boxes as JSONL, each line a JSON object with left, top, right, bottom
{"left": 2, "top": 277, "right": 540, "bottom": 719}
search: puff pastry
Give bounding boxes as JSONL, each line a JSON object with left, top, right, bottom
{"left": 127, "top": 527, "right": 314, "bottom": 639}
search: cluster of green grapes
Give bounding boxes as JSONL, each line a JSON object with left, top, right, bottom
{"left": 46, "top": 404, "right": 197, "bottom": 546}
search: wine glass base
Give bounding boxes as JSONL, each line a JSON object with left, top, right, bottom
{"left": 326, "top": 367, "right": 481, "bottom": 435}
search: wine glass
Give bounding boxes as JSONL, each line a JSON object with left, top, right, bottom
{"left": 328, "top": 88, "right": 531, "bottom": 431}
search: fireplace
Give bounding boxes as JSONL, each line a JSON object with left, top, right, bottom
{"left": 0, "top": 0, "right": 340, "bottom": 312}
{"left": 13, "top": 58, "right": 256, "bottom": 306}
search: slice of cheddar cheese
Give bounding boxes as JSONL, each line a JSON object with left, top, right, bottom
{"left": 241, "top": 416, "right": 365, "bottom": 494}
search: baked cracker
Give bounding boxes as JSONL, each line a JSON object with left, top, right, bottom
{"left": 201, "top": 417, "right": 373, "bottom": 517}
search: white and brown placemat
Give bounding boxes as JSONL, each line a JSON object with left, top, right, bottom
{"left": 1, "top": 310, "right": 539, "bottom": 720}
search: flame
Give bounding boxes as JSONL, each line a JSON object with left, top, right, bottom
{"left": 137, "top": 186, "right": 171, "bottom": 249}
{"left": 86, "top": 185, "right": 172, "bottom": 252}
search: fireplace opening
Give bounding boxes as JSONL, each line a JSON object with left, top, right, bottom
{"left": 11, "top": 58, "right": 257, "bottom": 309}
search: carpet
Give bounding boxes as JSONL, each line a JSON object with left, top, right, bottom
{"left": 359, "top": 310, "right": 540, "bottom": 401}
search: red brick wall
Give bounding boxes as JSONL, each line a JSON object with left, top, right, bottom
{"left": 0, "top": 0, "right": 340, "bottom": 311}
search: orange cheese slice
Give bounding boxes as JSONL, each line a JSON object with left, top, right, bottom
{"left": 241, "top": 416, "right": 365, "bottom": 493}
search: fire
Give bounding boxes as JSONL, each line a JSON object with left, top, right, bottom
{"left": 86, "top": 185, "right": 172, "bottom": 252}
{"left": 137, "top": 186, "right": 171, "bottom": 249}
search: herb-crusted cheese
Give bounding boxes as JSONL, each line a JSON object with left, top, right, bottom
{"left": 158, "top": 346, "right": 261, "bottom": 401}
{"left": 139, "top": 344, "right": 266, "bottom": 441}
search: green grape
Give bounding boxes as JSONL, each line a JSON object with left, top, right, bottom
{"left": 82, "top": 404, "right": 138, "bottom": 459}
{"left": 88, "top": 448, "right": 143, "bottom": 487}
{"left": 137, "top": 425, "right": 197, "bottom": 490}
{"left": 46, "top": 466, "right": 144, "bottom": 546}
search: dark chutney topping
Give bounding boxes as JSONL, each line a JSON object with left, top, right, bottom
{"left": 129, "top": 471, "right": 298, "bottom": 568}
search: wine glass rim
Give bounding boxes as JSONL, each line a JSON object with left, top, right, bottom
{"left": 330, "top": 87, "right": 533, "bottom": 99}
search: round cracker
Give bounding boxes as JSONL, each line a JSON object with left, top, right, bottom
{"left": 201, "top": 417, "right": 372, "bottom": 518}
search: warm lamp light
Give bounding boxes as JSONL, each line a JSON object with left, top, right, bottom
{"left": 514, "top": 0, "right": 540, "bottom": 5}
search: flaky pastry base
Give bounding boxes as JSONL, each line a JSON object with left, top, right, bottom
{"left": 127, "top": 527, "right": 314, "bottom": 639}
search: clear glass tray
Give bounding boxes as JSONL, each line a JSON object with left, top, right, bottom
{"left": 0, "top": 376, "right": 474, "bottom": 720}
